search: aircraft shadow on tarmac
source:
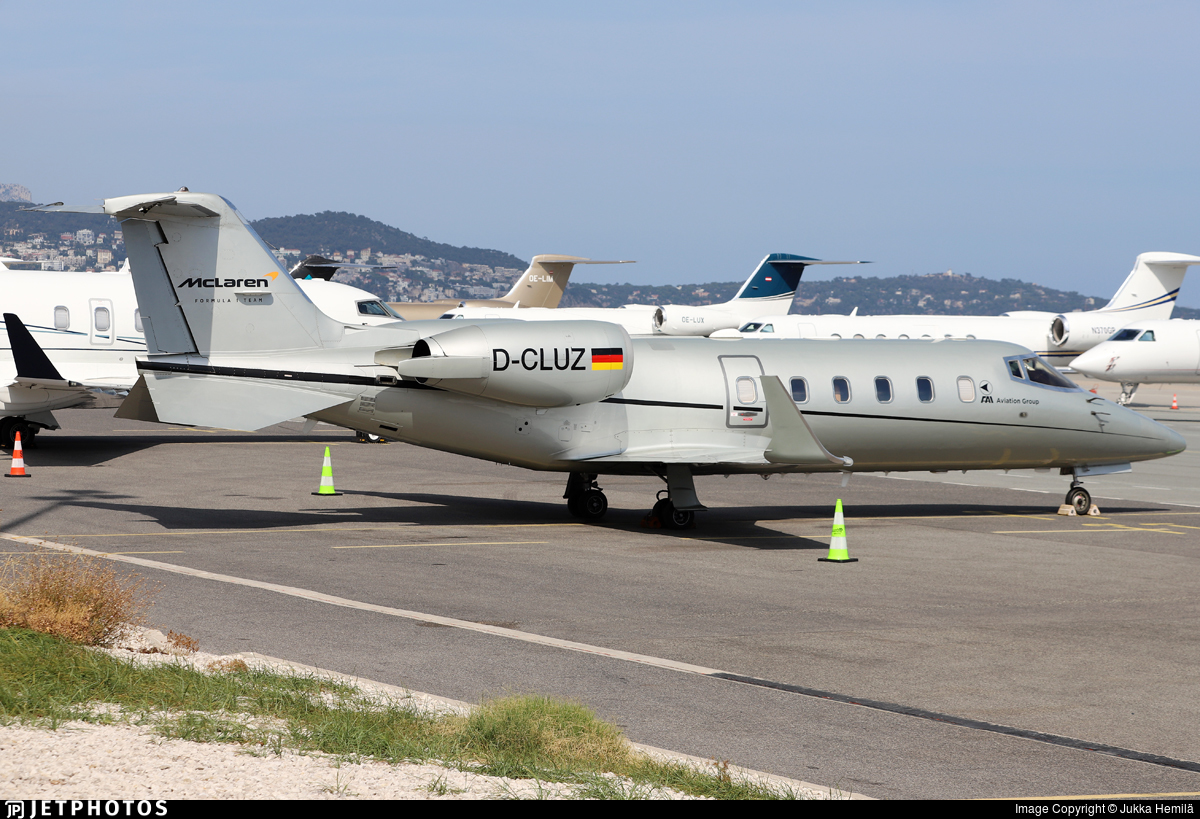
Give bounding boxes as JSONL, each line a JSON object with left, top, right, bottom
{"left": 10, "top": 486, "right": 1171, "bottom": 550}
{"left": 6, "top": 432, "right": 348, "bottom": 466}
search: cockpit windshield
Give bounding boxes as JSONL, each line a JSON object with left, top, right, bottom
{"left": 1108, "top": 328, "right": 1141, "bottom": 341}
{"left": 739, "top": 322, "right": 764, "bottom": 333}
{"left": 1005, "top": 354, "right": 1078, "bottom": 390}
{"left": 357, "top": 300, "right": 403, "bottom": 319}
{"left": 1020, "top": 356, "right": 1079, "bottom": 390}
{"left": 1139, "top": 330, "right": 1156, "bottom": 341}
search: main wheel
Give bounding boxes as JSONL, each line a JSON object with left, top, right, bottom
{"left": 0, "top": 417, "right": 16, "bottom": 448}
{"left": 1066, "top": 486, "right": 1091, "bottom": 515}
{"left": 653, "top": 498, "right": 694, "bottom": 530}
{"left": 579, "top": 489, "right": 608, "bottom": 521}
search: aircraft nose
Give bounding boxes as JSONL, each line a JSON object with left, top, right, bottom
{"left": 1126, "top": 409, "right": 1186, "bottom": 459}
{"left": 1070, "top": 347, "right": 1109, "bottom": 378}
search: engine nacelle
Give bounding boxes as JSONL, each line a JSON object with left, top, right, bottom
{"left": 652, "top": 305, "right": 739, "bottom": 336}
{"left": 388, "top": 320, "right": 633, "bottom": 407}
{"left": 1049, "top": 314, "right": 1124, "bottom": 351}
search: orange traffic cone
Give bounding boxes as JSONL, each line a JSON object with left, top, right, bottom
{"left": 6, "top": 431, "right": 29, "bottom": 477}
{"left": 1171, "top": 394, "right": 1179, "bottom": 410}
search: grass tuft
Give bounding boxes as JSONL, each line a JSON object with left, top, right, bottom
{"left": 0, "top": 627, "right": 806, "bottom": 799}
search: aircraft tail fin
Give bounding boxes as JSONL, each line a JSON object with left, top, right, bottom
{"left": 93, "top": 192, "right": 343, "bottom": 356}
{"left": 499, "top": 255, "right": 633, "bottom": 309}
{"left": 1099, "top": 252, "right": 1200, "bottom": 319}
{"left": 728, "top": 254, "right": 867, "bottom": 306}
{"left": 4, "top": 313, "right": 66, "bottom": 382}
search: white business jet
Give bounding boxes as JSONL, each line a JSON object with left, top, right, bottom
{"left": 733, "top": 252, "right": 1200, "bottom": 369}
{"left": 1069, "top": 319, "right": 1200, "bottom": 404}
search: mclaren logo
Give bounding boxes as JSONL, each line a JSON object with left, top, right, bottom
{"left": 178, "top": 271, "right": 278, "bottom": 288}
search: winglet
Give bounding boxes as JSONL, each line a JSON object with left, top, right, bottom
{"left": 3, "top": 314, "right": 66, "bottom": 382}
{"left": 760, "top": 375, "right": 853, "bottom": 466}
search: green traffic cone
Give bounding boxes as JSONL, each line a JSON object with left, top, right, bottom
{"left": 312, "top": 446, "right": 343, "bottom": 496}
{"left": 819, "top": 499, "right": 857, "bottom": 562}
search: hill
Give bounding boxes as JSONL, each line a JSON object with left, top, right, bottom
{"left": 250, "top": 211, "right": 527, "bottom": 270}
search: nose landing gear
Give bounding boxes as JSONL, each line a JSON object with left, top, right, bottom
{"left": 1065, "top": 482, "right": 1092, "bottom": 516}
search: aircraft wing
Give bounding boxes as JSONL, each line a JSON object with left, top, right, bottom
{"left": 760, "top": 376, "right": 853, "bottom": 467}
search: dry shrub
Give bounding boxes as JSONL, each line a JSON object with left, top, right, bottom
{"left": 0, "top": 552, "right": 153, "bottom": 646}
{"left": 206, "top": 658, "right": 249, "bottom": 674}
{"left": 168, "top": 630, "right": 200, "bottom": 654}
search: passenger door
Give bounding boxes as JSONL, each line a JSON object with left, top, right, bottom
{"left": 719, "top": 355, "right": 768, "bottom": 429}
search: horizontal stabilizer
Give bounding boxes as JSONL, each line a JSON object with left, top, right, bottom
{"left": 142, "top": 372, "right": 351, "bottom": 431}
{"left": 760, "top": 375, "right": 853, "bottom": 466}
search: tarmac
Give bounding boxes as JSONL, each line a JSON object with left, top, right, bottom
{"left": 1, "top": 378, "right": 1199, "bottom": 799}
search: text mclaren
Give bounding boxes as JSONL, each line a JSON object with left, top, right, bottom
{"left": 178, "top": 277, "right": 271, "bottom": 288}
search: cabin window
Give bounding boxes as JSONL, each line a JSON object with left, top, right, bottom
{"left": 853, "top": 334, "right": 865, "bottom": 339}
{"left": 966, "top": 334, "right": 976, "bottom": 339}
{"left": 874, "top": 377, "right": 893, "bottom": 403}
{"left": 898, "top": 334, "right": 910, "bottom": 339}
{"left": 790, "top": 377, "right": 808, "bottom": 403}
{"left": 134, "top": 310, "right": 143, "bottom": 333}
{"left": 1109, "top": 328, "right": 1141, "bottom": 341}
{"left": 917, "top": 377, "right": 934, "bottom": 402}
{"left": 735, "top": 377, "right": 758, "bottom": 404}
{"left": 830, "top": 334, "right": 842, "bottom": 340}
{"left": 875, "top": 334, "right": 887, "bottom": 339}
{"left": 1139, "top": 330, "right": 1156, "bottom": 342}
{"left": 833, "top": 377, "right": 851, "bottom": 403}
{"left": 93, "top": 307, "right": 110, "bottom": 332}
{"left": 54, "top": 306, "right": 69, "bottom": 330}
{"left": 957, "top": 376, "right": 976, "bottom": 402}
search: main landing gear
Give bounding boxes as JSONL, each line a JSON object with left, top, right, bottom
{"left": 0, "top": 417, "right": 39, "bottom": 449}
{"left": 647, "top": 491, "right": 695, "bottom": 530}
{"left": 563, "top": 465, "right": 707, "bottom": 529}
{"left": 564, "top": 472, "right": 608, "bottom": 521}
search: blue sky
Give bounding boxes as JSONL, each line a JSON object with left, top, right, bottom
{"left": 5, "top": 2, "right": 1199, "bottom": 304}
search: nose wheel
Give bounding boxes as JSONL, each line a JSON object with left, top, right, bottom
{"left": 1065, "top": 483, "right": 1091, "bottom": 515}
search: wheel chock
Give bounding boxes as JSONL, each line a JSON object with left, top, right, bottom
{"left": 1057, "top": 504, "right": 1077, "bottom": 516}
{"left": 1088, "top": 504, "right": 1101, "bottom": 516}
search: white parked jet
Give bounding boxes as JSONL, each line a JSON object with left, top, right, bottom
{"left": 435, "top": 253, "right": 865, "bottom": 336}
{"left": 0, "top": 256, "right": 403, "bottom": 446}
{"left": 34, "top": 191, "right": 1185, "bottom": 523}
{"left": 733, "top": 252, "right": 1200, "bottom": 369}
{"left": 1069, "top": 319, "right": 1200, "bottom": 404}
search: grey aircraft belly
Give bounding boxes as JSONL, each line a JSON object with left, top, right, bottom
{"left": 32, "top": 191, "right": 1185, "bottom": 527}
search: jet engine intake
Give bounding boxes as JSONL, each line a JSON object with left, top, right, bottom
{"left": 1049, "top": 314, "right": 1123, "bottom": 352}
{"left": 1051, "top": 315, "right": 1069, "bottom": 347}
{"left": 391, "top": 320, "right": 633, "bottom": 407}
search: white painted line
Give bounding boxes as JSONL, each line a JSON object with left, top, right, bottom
{"left": 0, "top": 532, "right": 721, "bottom": 677}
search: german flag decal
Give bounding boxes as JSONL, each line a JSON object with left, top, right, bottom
{"left": 591, "top": 347, "right": 624, "bottom": 370}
